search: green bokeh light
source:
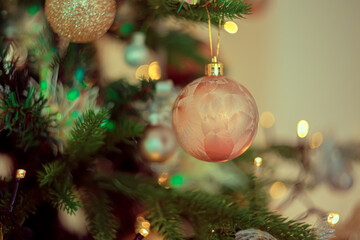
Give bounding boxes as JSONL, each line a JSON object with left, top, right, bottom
{"left": 75, "top": 68, "right": 85, "bottom": 83}
{"left": 170, "top": 174, "right": 184, "bottom": 187}
{"left": 67, "top": 89, "right": 80, "bottom": 101}
{"left": 101, "top": 119, "right": 115, "bottom": 131}
{"left": 56, "top": 113, "right": 62, "bottom": 121}
{"left": 121, "top": 22, "right": 134, "bottom": 35}
{"left": 72, "top": 110, "right": 79, "bottom": 118}
{"left": 27, "top": 4, "right": 40, "bottom": 15}
{"left": 40, "top": 81, "right": 48, "bottom": 91}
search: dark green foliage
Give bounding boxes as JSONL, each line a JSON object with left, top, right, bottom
{"left": 66, "top": 109, "right": 109, "bottom": 161}
{"left": 145, "top": 0, "right": 250, "bottom": 24}
{"left": 146, "top": 30, "right": 208, "bottom": 69}
{"left": 82, "top": 188, "right": 118, "bottom": 240}
{"left": 101, "top": 173, "right": 316, "bottom": 240}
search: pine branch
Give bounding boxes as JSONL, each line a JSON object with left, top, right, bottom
{"left": 147, "top": 200, "right": 186, "bottom": 240}
{"left": 38, "top": 161, "right": 82, "bottom": 215}
{"left": 66, "top": 109, "right": 109, "bottom": 162}
{"left": 145, "top": 0, "right": 250, "bottom": 24}
{"left": 100, "top": 173, "right": 316, "bottom": 240}
{"left": 105, "top": 117, "right": 144, "bottom": 146}
{"left": 81, "top": 188, "right": 117, "bottom": 240}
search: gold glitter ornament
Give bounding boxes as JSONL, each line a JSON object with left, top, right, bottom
{"left": 45, "top": 0, "right": 116, "bottom": 43}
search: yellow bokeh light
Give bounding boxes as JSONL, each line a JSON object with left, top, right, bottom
{"left": 148, "top": 61, "right": 161, "bottom": 80}
{"left": 141, "top": 221, "right": 150, "bottom": 228}
{"left": 135, "top": 64, "right": 149, "bottom": 81}
{"left": 297, "top": 120, "right": 309, "bottom": 138}
{"left": 269, "top": 181, "right": 287, "bottom": 199}
{"left": 140, "top": 228, "right": 149, "bottom": 237}
{"left": 136, "top": 216, "right": 145, "bottom": 222}
{"left": 224, "top": 21, "right": 238, "bottom": 34}
{"left": 327, "top": 212, "right": 340, "bottom": 225}
{"left": 16, "top": 169, "right": 26, "bottom": 179}
{"left": 260, "top": 112, "right": 275, "bottom": 128}
{"left": 254, "top": 157, "right": 263, "bottom": 167}
{"left": 158, "top": 172, "right": 169, "bottom": 185}
{"left": 309, "top": 132, "right": 323, "bottom": 149}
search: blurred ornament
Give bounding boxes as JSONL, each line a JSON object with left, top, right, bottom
{"left": 312, "top": 215, "right": 335, "bottom": 240}
{"left": 58, "top": 208, "right": 87, "bottom": 236}
{"left": 235, "top": 229, "right": 277, "bottom": 240}
{"left": 140, "top": 125, "right": 177, "bottom": 163}
{"left": 167, "top": 42, "right": 208, "bottom": 86}
{"left": 312, "top": 138, "right": 353, "bottom": 190}
{"left": 4, "top": 41, "right": 28, "bottom": 69}
{"left": 172, "top": 57, "right": 258, "bottom": 162}
{"left": 0, "top": 153, "right": 14, "bottom": 179}
{"left": 124, "top": 32, "right": 149, "bottom": 67}
{"left": 45, "top": 0, "right": 116, "bottom": 43}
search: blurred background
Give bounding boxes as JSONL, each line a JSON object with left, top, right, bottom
{"left": 1, "top": 0, "right": 360, "bottom": 239}
{"left": 98, "top": 0, "right": 360, "bottom": 235}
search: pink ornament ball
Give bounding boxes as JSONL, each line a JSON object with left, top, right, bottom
{"left": 172, "top": 75, "right": 258, "bottom": 162}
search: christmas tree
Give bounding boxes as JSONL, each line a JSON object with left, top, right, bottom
{"left": 0, "top": 0, "right": 354, "bottom": 239}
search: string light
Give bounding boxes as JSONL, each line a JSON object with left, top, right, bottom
{"left": 297, "top": 120, "right": 309, "bottom": 138}
{"left": 158, "top": 173, "right": 169, "bottom": 185}
{"left": 135, "top": 216, "right": 151, "bottom": 237}
{"left": 327, "top": 212, "right": 340, "bottom": 225}
{"left": 16, "top": 169, "right": 26, "bottom": 179}
{"left": 309, "top": 132, "right": 323, "bottom": 149}
{"left": 148, "top": 61, "right": 161, "bottom": 80}
{"left": 260, "top": 112, "right": 275, "bottom": 128}
{"left": 135, "top": 65, "right": 149, "bottom": 81}
{"left": 254, "top": 157, "right": 263, "bottom": 167}
{"left": 269, "top": 181, "right": 287, "bottom": 199}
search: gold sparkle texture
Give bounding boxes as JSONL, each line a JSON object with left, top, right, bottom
{"left": 45, "top": 0, "right": 116, "bottom": 43}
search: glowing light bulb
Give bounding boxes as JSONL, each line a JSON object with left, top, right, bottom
{"left": 148, "top": 61, "right": 161, "bottom": 80}
{"left": 254, "top": 157, "right": 263, "bottom": 167}
{"left": 135, "top": 65, "right": 149, "bottom": 81}
{"left": 135, "top": 216, "right": 151, "bottom": 237}
{"left": 327, "top": 212, "right": 339, "bottom": 225}
{"left": 158, "top": 173, "right": 169, "bottom": 185}
{"left": 16, "top": 169, "right": 26, "bottom": 179}
{"left": 260, "top": 112, "right": 275, "bottom": 128}
{"left": 269, "top": 181, "right": 287, "bottom": 199}
{"left": 140, "top": 228, "right": 149, "bottom": 237}
{"left": 224, "top": 21, "right": 238, "bottom": 34}
{"left": 309, "top": 132, "right": 323, "bottom": 149}
{"left": 297, "top": 120, "right": 309, "bottom": 138}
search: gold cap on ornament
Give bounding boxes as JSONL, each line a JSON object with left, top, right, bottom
{"left": 205, "top": 56, "right": 223, "bottom": 76}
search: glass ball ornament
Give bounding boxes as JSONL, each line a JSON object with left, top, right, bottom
{"left": 235, "top": 229, "right": 277, "bottom": 240}
{"left": 45, "top": 0, "right": 116, "bottom": 43}
{"left": 172, "top": 57, "right": 258, "bottom": 162}
{"left": 124, "top": 32, "right": 149, "bottom": 67}
{"left": 140, "top": 125, "right": 177, "bottom": 163}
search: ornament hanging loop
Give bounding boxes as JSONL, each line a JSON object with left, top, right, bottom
{"left": 205, "top": 8, "right": 223, "bottom": 76}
